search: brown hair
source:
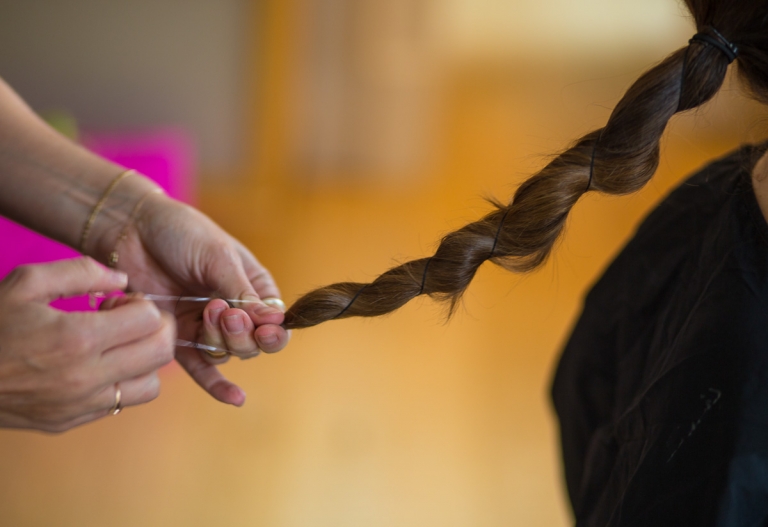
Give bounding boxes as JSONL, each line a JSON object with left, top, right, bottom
{"left": 283, "top": 0, "right": 768, "bottom": 330}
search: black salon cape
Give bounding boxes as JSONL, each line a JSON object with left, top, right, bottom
{"left": 552, "top": 144, "right": 768, "bottom": 526}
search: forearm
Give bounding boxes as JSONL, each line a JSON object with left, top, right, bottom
{"left": 0, "top": 76, "right": 159, "bottom": 257}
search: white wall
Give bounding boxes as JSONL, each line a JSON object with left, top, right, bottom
{"left": 430, "top": 0, "right": 693, "bottom": 60}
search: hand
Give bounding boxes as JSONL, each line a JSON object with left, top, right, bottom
{"left": 0, "top": 258, "right": 175, "bottom": 433}
{"left": 104, "top": 192, "right": 290, "bottom": 407}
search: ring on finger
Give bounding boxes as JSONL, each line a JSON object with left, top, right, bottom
{"left": 109, "top": 384, "right": 123, "bottom": 416}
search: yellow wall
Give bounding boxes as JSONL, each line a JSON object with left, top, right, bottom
{"left": 1, "top": 2, "right": 767, "bottom": 526}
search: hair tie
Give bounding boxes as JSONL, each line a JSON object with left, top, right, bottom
{"left": 690, "top": 28, "right": 738, "bottom": 63}
{"left": 418, "top": 257, "right": 433, "bottom": 295}
{"left": 489, "top": 208, "right": 511, "bottom": 259}
{"left": 334, "top": 285, "right": 367, "bottom": 319}
{"left": 586, "top": 130, "right": 603, "bottom": 192}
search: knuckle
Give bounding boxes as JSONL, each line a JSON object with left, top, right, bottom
{"left": 139, "top": 375, "right": 161, "bottom": 403}
{"left": 42, "top": 423, "right": 69, "bottom": 434}
{"left": 148, "top": 340, "right": 174, "bottom": 370}
{"left": 61, "top": 369, "right": 94, "bottom": 398}
{"left": 139, "top": 300, "right": 164, "bottom": 328}
{"left": 154, "top": 316, "right": 176, "bottom": 366}
{"left": 59, "top": 324, "right": 92, "bottom": 356}
{"left": 146, "top": 376, "right": 161, "bottom": 401}
{"left": 6, "top": 264, "right": 39, "bottom": 291}
{"left": 38, "top": 413, "right": 73, "bottom": 434}
{"left": 73, "top": 256, "right": 99, "bottom": 275}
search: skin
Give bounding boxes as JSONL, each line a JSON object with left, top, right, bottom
{"left": 0, "top": 77, "right": 289, "bottom": 430}
{"left": 0, "top": 258, "right": 175, "bottom": 432}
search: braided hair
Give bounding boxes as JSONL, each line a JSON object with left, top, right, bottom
{"left": 283, "top": 0, "right": 768, "bottom": 330}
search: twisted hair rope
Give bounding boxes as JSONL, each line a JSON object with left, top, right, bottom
{"left": 334, "top": 285, "right": 368, "bottom": 319}
{"left": 586, "top": 130, "right": 603, "bottom": 193}
{"left": 283, "top": 28, "right": 735, "bottom": 331}
{"left": 418, "top": 257, "right": 433, "bottom": 295}
{"left": 489, "top": 209, "right": 511, "bottom": 259}
{"left": 676, "top": 45, "right": 691, "bottom": 113}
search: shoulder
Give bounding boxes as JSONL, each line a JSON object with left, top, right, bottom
{"left": 586, "top": 144, "right": 767, "bottom": 309}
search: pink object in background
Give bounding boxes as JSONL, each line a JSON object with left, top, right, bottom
{"left": 83, "top": 128, "right": 197, "bottom": 206}
{"left": 0, "top": 128, "right": 196, "bottom": 311}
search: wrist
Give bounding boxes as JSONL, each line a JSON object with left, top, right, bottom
{"left": 84, "top": 173, "right": 164, "bottom": 264}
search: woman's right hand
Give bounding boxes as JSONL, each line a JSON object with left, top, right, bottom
{"left": 0, "top": 257, "right": 175, "bottom": 433}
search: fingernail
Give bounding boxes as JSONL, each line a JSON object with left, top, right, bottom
{"left": 223, "top": 315, "right": 244, "bottom": 333}
{"left": 114, "top": 272, "right": 128, "bottom": 286}
{"left": 244, "top": 295, "right": 278, "bottom": 315}
{"left": 234, "top": 387, "right": 247, "bottom": 406}
{"left": 263, "top": 298, "right": 286, "bottom": 312}
{"left": 209, "top": 306, "right": 225, "bottom": 326}
{"left": 255, "top": 304, "right": 281, "bottom": 316}
{"left": 259, "top": 334, "right": 278, "bottom": 347}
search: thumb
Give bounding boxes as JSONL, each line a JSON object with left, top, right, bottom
{"left": 206, "top": 254, "right": 283, "bottom": 325}
{"left": 4, "top": 257, "right": 127, "bottom": 303}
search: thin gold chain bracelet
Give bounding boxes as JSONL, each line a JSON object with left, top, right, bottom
{"left": 79, "top": 169, "right": 135, "bottom": 254}
{"left": 108, "top": 187, "right": 165, "bottom": 268}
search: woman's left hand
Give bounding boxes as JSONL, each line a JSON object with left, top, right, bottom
{"left": 100, "top": 192, "right": 290, "bottom": 406}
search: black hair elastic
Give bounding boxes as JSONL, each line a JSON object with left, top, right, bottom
{"left": 489, "top": 208, "right": 511, "bottom": 259}
{"left": 690, "top": 27, "right": 738, "bottom": 63}
{"left": 418, "top": 257, "right": 433, "bottom": 295}
{"left": 586, "top": 130, "right": 603, "bottom": 192}
{"left": 334, "top": 284, "right": 367, "bottom": 319}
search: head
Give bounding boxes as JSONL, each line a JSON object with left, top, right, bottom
{"left": 283, "top": 0, "right": 768, "bottom": 330}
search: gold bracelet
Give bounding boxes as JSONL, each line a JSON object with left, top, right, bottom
{"left": 108, "top": 187, "right": 165, "bottom": 268}
{"left": 79, "top": 169, "right": 135, "bottom": 254}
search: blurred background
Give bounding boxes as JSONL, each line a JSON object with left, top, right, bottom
{"left": 0, "top": 0, "right": 766, "bottom": 525}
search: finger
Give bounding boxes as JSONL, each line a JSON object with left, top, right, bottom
{"left": 256, "top": 296, "right": 291, "bottom": 354}
{"left": 85, "top": 371, "right": 163, "bottom": 416}
{"left": 108, "top": 372, "right": 162, "bottom": 410}
{"left": 91, "top": 296, "right": 167, "bottom": 352}
{"left": 244, "top": 301, "right": 285, "bottom": 328}
{"left": 99, "top": 311, "right": 176, "bottom": 382}
{"left": 253, "top": 323, "right": 290, "bottom": 354}
{"left": 175, "top": 347, "right": 246, "bottom": 406}
{"left": 237, "top": 247, "right": 287, "bottom": 327}
{"left": 237, "top": 245, "right": 282, "bottom": 300}
{"left": 220, "top": 308, "right": 261, "bottom": 358}
{"left": 4, "top": 257, "right": 127, "bottom": 303}
{"left": 199, "top": 299, "right": 231, "bottom": 364}
{"left": 206, "top": 246, "right": 284, "bottom": 327}
{"left": 98, "top": 293, "right": 134, "bottom": 311}
{"left": 37, "top": 371, "right": 163, "bottom": 432}
{"left": 262, "top": 297, "right": 286, "bottom": 312}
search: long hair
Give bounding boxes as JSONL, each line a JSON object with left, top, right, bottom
{"left": 283, "top": 0, "right": 768, "bottom": 330}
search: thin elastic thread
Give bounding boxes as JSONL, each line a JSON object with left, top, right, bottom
{"left": 690, "top": 28, "right": 738, "bottom": 63}
{"left": 418, "top": 257, "right": 433, "bottom": 295}
{"left": 586, "top": 131, "right": 603, "bottom": 193}
{"left": 335, "top": 285, "right": 367, "bottom": 319}
{"left": 489, "top": 208, "right": 511, "bottom": 258}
